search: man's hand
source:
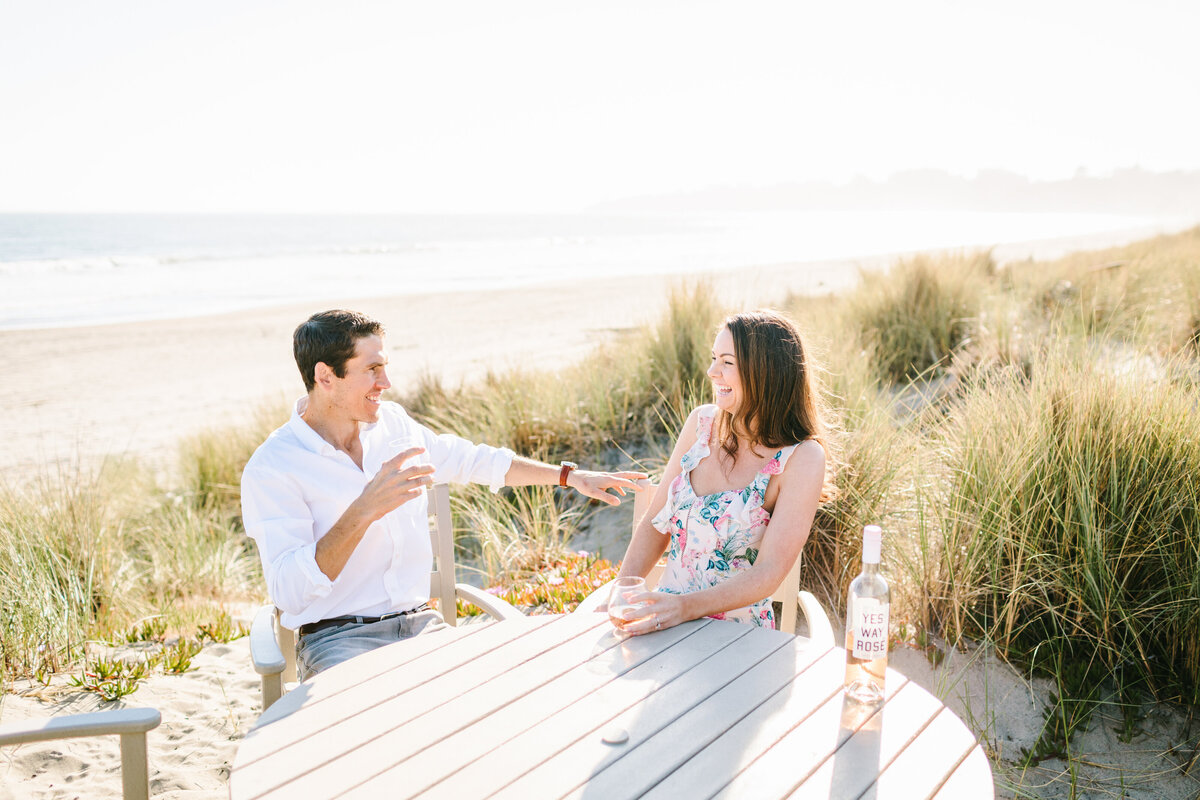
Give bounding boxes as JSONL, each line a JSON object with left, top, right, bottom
{"left": 356, "top": 447, "right": 436, "bottom": 521}
{"left": 567, "top": 470, "right": 648, "bottom": 506}
{"left": 316, "top": 447, "right": 433, "bottom": 581}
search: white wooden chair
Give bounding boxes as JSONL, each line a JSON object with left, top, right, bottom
{"left": 0, "top": 707, "right": 161, "bottom": 800}
{"left": 250, "top": 483, "right": 523, "bottom": 710}
{"left": 576, "top": 482, "right": 833, "bottom": 647}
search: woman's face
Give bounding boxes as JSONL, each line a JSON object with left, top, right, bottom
{"left": 707, "top": 327, "right": 743, "bottom": 414}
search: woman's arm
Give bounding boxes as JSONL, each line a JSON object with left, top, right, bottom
{"left": 615, "top": 406, "right": 706, "bottom": 579}
{"left": 623, "top": 438, "right": 826, "bottom": 633}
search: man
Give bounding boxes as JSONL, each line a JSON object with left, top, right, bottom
{"left": 241, "top": 309, "right": 644, "bottom": 679}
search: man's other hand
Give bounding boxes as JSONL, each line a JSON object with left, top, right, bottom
{"left": 567, "top": 471, "right": 648, "bottom": 506}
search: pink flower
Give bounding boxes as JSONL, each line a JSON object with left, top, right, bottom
{"left": 761, "top": 459, "right": 782, "bottom": 475}
{"left": 547, "top": 576, "right": 565, "bottom": 586}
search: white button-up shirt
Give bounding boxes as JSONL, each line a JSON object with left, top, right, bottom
{"left": 241, "top": 397, "right": 515, "bottom": 630}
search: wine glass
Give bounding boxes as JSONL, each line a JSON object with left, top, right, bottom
{"left": 607, "top": 576, "right": 647, "bottom": 636}
{"left": 387, "top": 435, "right": 434, "bottom": 495}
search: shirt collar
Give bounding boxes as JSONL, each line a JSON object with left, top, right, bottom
{"left": 287, "top": 396, "right": 340, "bottom": 457}
{"left": 286, "top": 396, "right": 384, "bottom": 458}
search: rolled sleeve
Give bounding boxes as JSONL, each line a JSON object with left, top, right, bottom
{"left": 241, "top": 465, "right": 335, "bottom": 615}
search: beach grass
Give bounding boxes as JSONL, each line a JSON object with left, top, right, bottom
{"left": 841, "top": 250, "right": 996, "bottom": 382}
{"left": 930, "top": 342, "right": 1200, "bottom": 700}
{"left": 0, "top": 461, "right": 261, "bottom": 687}
{"left": 3, "top": 225, "right": 1198, "bottom": 793}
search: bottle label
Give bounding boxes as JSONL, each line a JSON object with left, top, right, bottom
{"left": 850, "top": 597, "right": 889, "bottom": 660}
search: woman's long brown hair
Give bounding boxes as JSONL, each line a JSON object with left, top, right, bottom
{"left": 712, "top": 310, "right": 834, "bottom": 499}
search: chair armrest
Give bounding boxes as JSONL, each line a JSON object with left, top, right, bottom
{"left": 0, "top": 708, "right": 161, "bottom": 800}
{"left": 574, "top": 579, "right": 616, "bottom": 614}
{"left": 0, "top": 708, "right": 161, "bottom": 747}
{"left": 250, "top": 604, "right": 286, "bottom": 675}
{"left": 455, "top": 583, "right": 524, "bottom": 621}
{"left": 798, "top": 590, "right": 835, "bottom": 649}
{"left": 250, "top": 604, "right": 288, "bottom": 710}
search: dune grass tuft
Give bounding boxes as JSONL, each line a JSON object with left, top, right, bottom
{"left": 842, "top": 251, "right": 995, "bottom": 382}
{"left": 931, "top": 343, "right": 1200, "bottom": 702}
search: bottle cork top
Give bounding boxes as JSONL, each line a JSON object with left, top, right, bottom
{"left": 862, "top": 525, "right": 882, "bottom": 564}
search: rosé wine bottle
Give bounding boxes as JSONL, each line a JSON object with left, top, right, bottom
{"left": 844, "top": 525, "right": 890, "bottom": 704}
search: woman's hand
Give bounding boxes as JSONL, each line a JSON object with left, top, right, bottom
{"left": 613, "top": 591, "right": 689, "bottom": 636}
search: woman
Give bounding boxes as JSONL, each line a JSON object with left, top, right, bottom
{"left": 613, "top": 309, "right": 833, "bottom": 633}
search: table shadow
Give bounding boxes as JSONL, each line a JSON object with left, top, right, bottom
{"left": 828, "top": 695, "right": 885, "bottom": 799}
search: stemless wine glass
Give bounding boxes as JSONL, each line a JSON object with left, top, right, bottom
{"left": 607, "top": 576, "right": 647, "bottom": 637}
{"left": 387, "top": 435, "right": 433, "bottom": 496}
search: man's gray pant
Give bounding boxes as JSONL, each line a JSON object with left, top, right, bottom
{"left": 296, "top": 608, "right": 448, "bottom": 681}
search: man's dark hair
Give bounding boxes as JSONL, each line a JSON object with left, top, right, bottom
{"left": 293, "top": 310, "right": 385, "bottom": 392}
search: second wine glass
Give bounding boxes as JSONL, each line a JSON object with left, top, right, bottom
{"left": 607, "top": 576, "right": 648, "bottom": 636}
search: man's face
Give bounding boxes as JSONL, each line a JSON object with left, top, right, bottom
{"left": 326, "top": 334, "right": 391, "bottom": 424}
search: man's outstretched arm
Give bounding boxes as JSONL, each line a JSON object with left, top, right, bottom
{"left": 503, "top": 456, "right": 646, "bottom": 506}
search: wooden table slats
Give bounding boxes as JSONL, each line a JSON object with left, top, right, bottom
{"left": 709, "top": 668, "right": 910, "bottom": 800}
{"left": 421, "top": 618, "right": 762, "bottom": 800}
{"left": 781, "top": 681, "right": 948, "bottom": 799}
{"left": 230, "top": 613, "right": 994, "bottom": 800}
{"left": 931, "top": 744, "right": 994, "bottom": 800}
{"left": 638, "top": 648, "right": 847, "bottom": 800}
{"left": 558, "top": 641, "right": 836, "bottom": 800}
{"left": 347, "top": 617, "right": 750, "bottom": 799}
{"left": 239, "top": 615, "right": 555, "bottom": 765}
{"left": 868, "top": 708, "right": 980, "bottom": 798}
{"left": 252, "top": 615, "right": 695, "bottom": 799}
{"left": 478, "top": 622, "right": 791, "bottom": 800}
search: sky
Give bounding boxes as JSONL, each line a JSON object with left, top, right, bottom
{"left": 2, "top": 1, "right": 1198, "bottom": 214}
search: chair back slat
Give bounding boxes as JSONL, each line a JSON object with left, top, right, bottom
{"left": 276, "top": 610, "right": 297, "bottom": 684}
{"left": 428, "top": 484, "right": 459, "bottom": 626}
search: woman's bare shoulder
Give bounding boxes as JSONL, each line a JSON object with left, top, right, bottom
{"left": 672, "top": 404, "right": 715, "bottom": 452}
{"left": 785, "top": 438, "right": 826, "bottom": 475}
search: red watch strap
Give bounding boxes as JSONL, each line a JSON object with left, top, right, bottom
{"left": 558, "top": 461, "right": 577, "bottom": 487}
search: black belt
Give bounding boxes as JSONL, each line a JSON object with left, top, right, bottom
{"left": 298, "top": 604, "right": 430, "bottom": 637}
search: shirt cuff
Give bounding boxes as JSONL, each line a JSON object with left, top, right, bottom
{"left": 295, "top": 541, "right": 334, "bottom": 601}
{"left": 489, "top": 448, "right": 516, "bottom": 493}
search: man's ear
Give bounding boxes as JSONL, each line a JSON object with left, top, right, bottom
{"left": 313, "top": 361, "right": 335, "bottom": 389}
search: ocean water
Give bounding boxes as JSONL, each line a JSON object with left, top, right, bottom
{"left": 0, "top": 210, "right": 1188, "bottom": 331}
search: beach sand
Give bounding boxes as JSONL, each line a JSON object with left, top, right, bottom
{"left": 0, "top": 255, "right": 872, "bottom": 486}
{"left": 3, "top": 228, "right": 1198, "bottom": 798}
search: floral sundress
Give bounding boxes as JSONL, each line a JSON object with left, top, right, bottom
{"left": 651, "top": 406, "right": 799, "bottom": 629}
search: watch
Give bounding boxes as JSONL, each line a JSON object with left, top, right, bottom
{"left": 558, "top": 461, "right": 578, "bottom": 487}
